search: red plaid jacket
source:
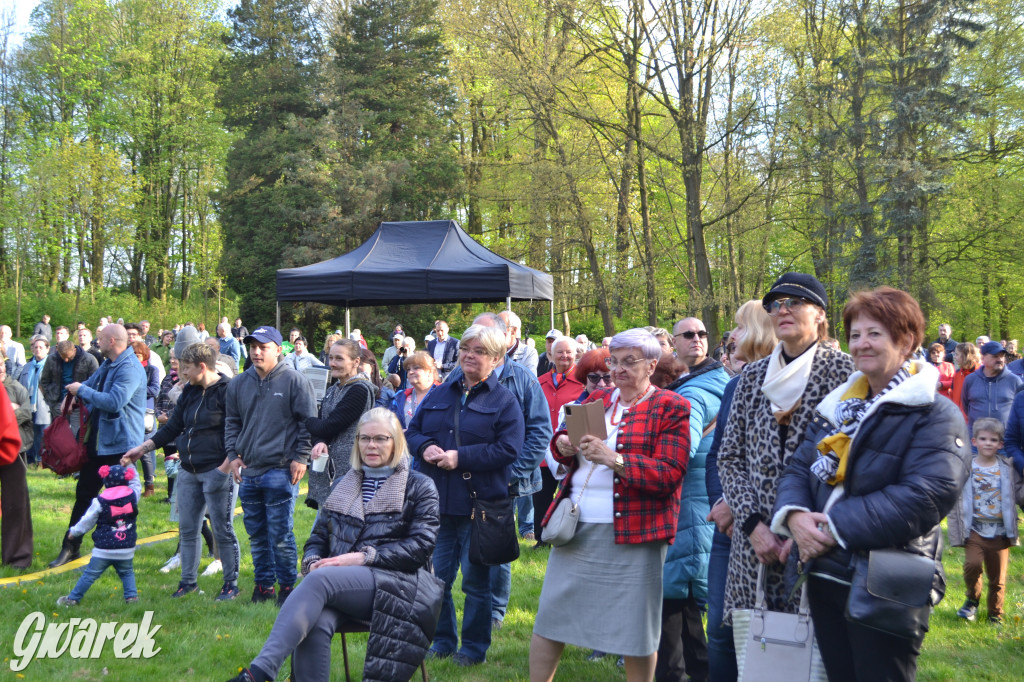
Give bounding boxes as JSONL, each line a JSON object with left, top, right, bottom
{"left": 542, "top": 386, "right": 691, "bottom": 544}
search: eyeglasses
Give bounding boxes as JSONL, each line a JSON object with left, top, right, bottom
{"left": 725, "top": 343, "right": 736, "bottom": 355}
{"left": 459, "top": 346, "right": 491, "bottom": 358}
{"left": 358, "top": 435, "right": 393, "bottom": 446}
{"left": 606, "top": 357, "right": 647, "bottom": 370}
{"left": 673, "top": 330, "right": 708, "bottom": 340}
{"left": 587, "top": 373, "right": 613, "bottom": 385}
{"left": 763, "top": 297, "right": 812, "bottom": 316}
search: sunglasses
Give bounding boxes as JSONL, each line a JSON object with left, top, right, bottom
{"left": 586, "top": 373, "right": 613, "bottom": 385}
{"left": 763, "top": 297, "right": 813, "bottom": 316}
{"left": 673, "top": 330, "right": 708, "bottom": 340}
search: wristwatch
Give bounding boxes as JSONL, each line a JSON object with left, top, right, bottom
{"left": 614, "top": 454, "right": 625, "bottom": 473}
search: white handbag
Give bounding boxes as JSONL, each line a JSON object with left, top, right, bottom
{"left": 732, "top": 565, "right": 826, "bottom": 682}
{"left": 540, "top": 463, "right": 596, "bottom": 547}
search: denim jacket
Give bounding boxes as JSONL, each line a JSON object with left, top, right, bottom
{"left": 446, "top": 359, "right": 551, "bottom": 496}
{"left": 76, "top": 347, "right": 147, "bottom": 456}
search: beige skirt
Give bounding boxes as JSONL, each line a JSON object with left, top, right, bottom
{"left": 533, "top": 522, "right": 668, "bottom": 656}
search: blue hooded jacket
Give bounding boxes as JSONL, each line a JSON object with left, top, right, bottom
{"left": 663, "top": 360, "right": 730, "bottom": 600}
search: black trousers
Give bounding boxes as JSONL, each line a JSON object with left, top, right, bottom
{"left": 532, "top": 466, "right": 559, "bottom": 523}
{"left": 656, "top": 596, "right": 709, "bottom": 682}
{"left": 807, "top": 575, "right": 923, "bottom": 682}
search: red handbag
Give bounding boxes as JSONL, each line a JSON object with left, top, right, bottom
{"left": 41, "top": 394, "right": 90, "bottom": 475}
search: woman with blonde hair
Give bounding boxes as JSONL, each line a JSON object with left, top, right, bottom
{"left": 228, "top": 407, "right": 443, "bottom": 682}
{"left": 703, "top": 299, "right": 776, "bottom": 680}
{"left": 390, "top": 351, "right": 440, "bottom": 428}
{"left": 951, "top": 341, "right": 980, "bottom": 421}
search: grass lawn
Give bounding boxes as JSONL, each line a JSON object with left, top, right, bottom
{"left": 3, "top": 467, "right": 1024, "bottom": 680}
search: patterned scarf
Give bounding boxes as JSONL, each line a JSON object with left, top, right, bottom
{"left": 810, "top": 363, "right": 913, "bottom": 485}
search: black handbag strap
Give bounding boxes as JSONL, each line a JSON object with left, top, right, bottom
{"left": 453, "top": 396, "right": 478, "bottom": 500}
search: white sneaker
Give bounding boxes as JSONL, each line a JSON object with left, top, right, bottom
{"left": 159, "top": 554, "right": 181, "bottom": 573}
{"left": 201, "top": 559, "right": 223, "bottom": 576}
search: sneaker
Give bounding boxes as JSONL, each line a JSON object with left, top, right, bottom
{"left": 217, "top": 584, "right": 240, "bottom": 601}
{"left": 276, "top": 584, "right": 294, "bottom": 607}
{"left": 452, "top": 653, "right": 483, "bottom": 667}
{"left": 251, "top": 584, "right": 276, "bottom": 604}
{"left": 491, "top": 618, "right": 503, "bottom": 631}
{"left": 586, "top": 650, "right": 607, "bottom": 662}
{"left": 616, "top": 656, "right": 625, "bottom": 668}
{"left": 424, "top": 649, "right": 453, "bottom": 661}
{"left": 160, "top": 554, "right": 181, "bottom": 573}
{"left": 225, "top": 668, "right": 258, "bottom": 682}
{"left": 125, "top": 596, "right": 139, "bottom": 603}
{"left": 56, "top": 595, "right": 79, "bottom": 607}
{"left": 172, "top": 583, "right": 202, "bottom": 598}
{"left": 957, "top": 599, "right": 978, "bottom": 621}
{"left": 202, "top": 559, "right": 223, "bottom": 576}
{"left": 988, "top": 615, "right": 1002, "bottom": 625}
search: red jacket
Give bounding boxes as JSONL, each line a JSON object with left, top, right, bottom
{"left": 0, "top": 383, "right": 21, "bottom": 466}
{"left": 542, "top": 386, "right": 691, "bottom": 544}
{"left": 539, "top": 369, "right": 585, "bottom": 428}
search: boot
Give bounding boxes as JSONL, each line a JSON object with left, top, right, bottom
{"left": 143, "top": 484, "right": 155, "bottom": 497}
{"left": 48, "top": 534, "right": 82, "bottom": 568}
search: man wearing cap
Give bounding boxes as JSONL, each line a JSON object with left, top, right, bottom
{"left": 225, "top": 325, "right": 317, "bottom": 606}
{"left": 381, "top": 332, "right": 404, "bottom": 372}
{"left": 536, "top": 329, "right": 562, "bottom": 376}
{"left": 427, "top": 321, "right": 459, "bottom": 380}
{"left": 961, "top": 341, "right": 1023, "bottom": 438}
{"left": 499, "top": 310, "right": 539, "bottom": 375}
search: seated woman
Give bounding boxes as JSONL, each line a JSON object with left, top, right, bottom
{"left": 771, "top": 287, "right": 970, "bottom": 682}
{"left": 228, "top": 408, "right": 443, "bottom": 682}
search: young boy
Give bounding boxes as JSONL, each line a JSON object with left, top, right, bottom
{"left": 948, "top": 418, "right": 1023, "bottom": 623}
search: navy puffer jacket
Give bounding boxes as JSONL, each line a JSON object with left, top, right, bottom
{"left": 302, "top": 458, "right": 442, "bottom": 682}
{"left": 772, "top": 362, "right": 970, "bottom": 596}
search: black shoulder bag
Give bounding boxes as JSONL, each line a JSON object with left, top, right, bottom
{"left": 455, "top": 401, "right": 520, "bottom": 566}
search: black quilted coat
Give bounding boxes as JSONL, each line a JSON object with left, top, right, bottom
{"left": 301, "top": 457, "right": 443, "bottom": 682}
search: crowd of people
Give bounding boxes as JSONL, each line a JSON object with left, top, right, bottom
{"left": 0, "top": 282, "right": 1022, "bottom": 681}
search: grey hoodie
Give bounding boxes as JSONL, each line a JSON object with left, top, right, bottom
{"left": 225, "top": 360, "right": 316, "bottom": 476}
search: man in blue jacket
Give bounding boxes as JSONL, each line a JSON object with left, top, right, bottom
{"left": 427, "top": 321, "right": 460, "bottom": 380}
{"left": 961, "top": 341, "right": 1022, "bottom": 439}
{"left": 658, "top": 317, "right": 729, "bottom": 682}
{"left": 48, "top": 323, "right": 146, "bottom": 567}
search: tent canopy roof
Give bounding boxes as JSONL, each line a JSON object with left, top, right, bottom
{"left": 275, "top": 220, "right": 553, "bottom": 307}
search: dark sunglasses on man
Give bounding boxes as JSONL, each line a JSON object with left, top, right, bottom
{"left": 674, "top": 330, "right": 708, "bottom": 340}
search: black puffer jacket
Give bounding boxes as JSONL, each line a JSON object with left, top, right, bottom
{"left": 772, "top": 362, "right": 970, "bottom": 596}
{"left": 302, "top": 457, "right": 442, "bottom": 682}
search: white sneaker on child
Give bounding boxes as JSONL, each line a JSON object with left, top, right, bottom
{"left": 201, "top": 559, "right": 223, "bottom": 576}
{"left": 160, "top": 554, "right": 181, "bottom": 573}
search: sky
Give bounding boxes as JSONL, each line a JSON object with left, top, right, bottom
{"left": 4, "top": 0, "right": 33, "bottom": 45}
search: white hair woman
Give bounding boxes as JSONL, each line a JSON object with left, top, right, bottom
{"left": 531, "top": 328, "right": 691, "bottom": 682}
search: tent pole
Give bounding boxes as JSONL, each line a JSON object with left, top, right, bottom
{"left": 550, "top": 300, "right": 554, "bottom": 331}
{"left": 506, "top": 296, "right": 511, "bottom": 312}
{"left": 276, "top": 301, "right": 280, "bottom": 330}
{"left": 345, "top": 308, "right": 351, "bottom": 337}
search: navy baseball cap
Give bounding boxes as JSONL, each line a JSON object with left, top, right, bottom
{"left": 980, "top": 341, "right": 1007, "bottom": 356}
{"left": 244, "top": 326, "right": 283, "bottom": 346}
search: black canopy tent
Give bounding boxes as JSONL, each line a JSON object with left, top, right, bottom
{"left": 275, "top": 220, "right": 555, "bottom": 332}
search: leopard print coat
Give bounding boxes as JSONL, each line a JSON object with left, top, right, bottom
{"left": 717, "top": 343, "right": 854, "bottom": 622}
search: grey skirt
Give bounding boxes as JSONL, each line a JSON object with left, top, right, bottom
{"left": 533, "top": 522, "right": 668, "bottom": 656}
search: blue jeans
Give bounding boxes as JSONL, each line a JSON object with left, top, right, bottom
{"left": 177, "top": 467, "right": 240, "bottom": 586}
{"left": 515, "top": 494, "right": 534, "bottom": 536}
{"left": 490, "top": 562, "right": 512, "bottom": 621}
{"left": 707, "top": 530, "right": 736, "bottom": 682}
{"left": 68, "top": 556, "right": 137, "bottom": 602}
{"left": 25, "top": 423, "right": 45, "bottom": 464}
{"left": 431, "top": 515, "right": 493, "bottom": 662}
{"left": 239, "top": 468, "right": 298, "bottom": 588}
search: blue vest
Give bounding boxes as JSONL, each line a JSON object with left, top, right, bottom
{"left": 92, "top": 490, "right": 138, "bottom": 550}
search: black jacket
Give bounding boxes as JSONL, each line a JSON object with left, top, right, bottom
{"left": 302, "top": 459, "right": 442, "bottom": 682}
{"left": 150, "top": 374, "right": 231, "bottom": 474}
{"left": 40, "top": 346, "right": 99, "bottom": 417}
{"left": 772, "top": 364, "right": 970, "bottom": 595}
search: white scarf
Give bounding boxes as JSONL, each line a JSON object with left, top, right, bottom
{"left": 760, "top": 341, "right": 817, "bottom": 423}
